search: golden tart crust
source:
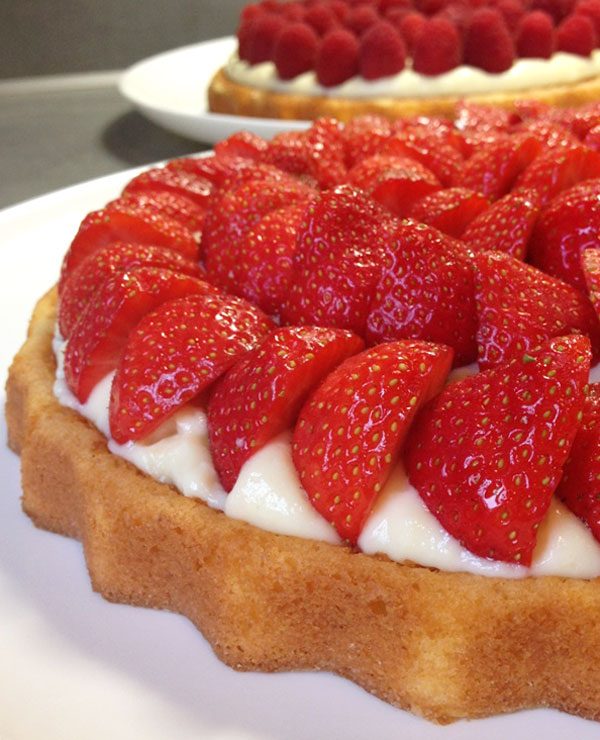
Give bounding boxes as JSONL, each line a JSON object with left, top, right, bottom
{"left": 7, "top": 288, "right": 600, "bottom": 724}
{"left": 207, "top": 65, "right": 600, "bottom": 122}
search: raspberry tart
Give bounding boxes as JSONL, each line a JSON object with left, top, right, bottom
{"left": 9, "top": 103, "right": 600, "bottom": 724}
{"left": 208, "top": 0, "right": 600, "bottom": 120}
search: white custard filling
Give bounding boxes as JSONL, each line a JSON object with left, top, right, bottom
{"left": 225, "top": 50, "right": 600, "bottom": 100}
{"left": 53, "top": 333, "right": 600, "bottom": 579}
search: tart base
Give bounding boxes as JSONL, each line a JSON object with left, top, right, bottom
{"left": 7, "top": 288, "right": 600, "bottom": 724}
{"left": 207, "top": 67, "right": 600, "bottom": 121}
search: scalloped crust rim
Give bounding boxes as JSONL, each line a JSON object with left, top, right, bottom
{"left": 6, "top": 288, "right": 600, "bottom": 724}
{"left": 207, "top": 66, "right": 600, "bottom": 121}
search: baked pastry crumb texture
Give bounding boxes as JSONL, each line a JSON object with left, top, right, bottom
{"left": 6, "top": 289, "right": 600, "bottom": 724}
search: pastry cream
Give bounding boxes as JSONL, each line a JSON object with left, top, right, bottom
{"left": 53, "top": 332, "right": 600, "bottom": 579}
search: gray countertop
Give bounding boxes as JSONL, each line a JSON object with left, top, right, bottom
{"left": 0, "top": 75, "right": 209, "bottom": 210}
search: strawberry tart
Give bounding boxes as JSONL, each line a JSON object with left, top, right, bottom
{"left": 208, "top": 0, "right": 600, "bottom": 120}
{"left": 9, "top": 102, "right": 600, "bottom": 724}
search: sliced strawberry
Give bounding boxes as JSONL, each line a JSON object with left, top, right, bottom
{"left": 583, "top": 248, "right": 600, "bottom": 316}
{"left": 454, "top": 101, "right": 513, "bottom": 136}
{"left": 167, "top": 155, "right": 271, "bottom": 188}
{"left": 263, "top": 118, "right": 347, "bottom": 189}
{"left": 346, "top": 153, "right": 441, "bottom": 217}
{"left": 64, "top": 267, "right": 215, "bottom": 403}
{"left": 381, "top": 130, "right": 463, "bottom": 187}
{"left": 366, "top": 220, "right": 478, "bottom": 366}
{"left": 584, "top": 124, "right": 600, "bottom": 152}
{"left": 528, "top": 179, "right": 600, "bottom": 291}
{"left": 213, "top": 130, "right": 268, "bottom": 161}
{"left": 405, "top": 335, "right": 590, "bottom": 565}
{"left": 408, "top": 187, "right": 489, "bottom": 237}
{"left": 60, "top": 199, "right": 199, "bottom": 289}
{"left": 514, "top": 145, "right": 600, "bottom": 206}
{"left": 281, "top": 185, "right": 396, "bottom": 334}
{"left": 515, "top": 119, "right": 579, "bottom": 150}
{"left": 203, "top": 178, "right": 315, "bottom": 293}
{"left": 109, "top": 293, "right": 273, "bottom": 444}
{"left": 292, "top": 341, "right": 453, "bottom": 544}
{"left": 461, "top": 189, "right": 541, "bottom": 260}
{"left": 232, "top": 202, "right": 307, "bottom": 316}
{"left": 122, "top": 166, "right": 213, "bottom": 208}
{"left": 454, "top": 134, "right": 542, "bottom": 200}
{"left": 342, "top": 115, "right": 393, "bottom": 168}
{"left": 556, "top": 383, "right": 600, "bottom": 544}
{"left": 110, "top": 191, "right": 206, "bottom": 243}
{"left": 208, "top": 326, "right": 365, "bottom": 491}
{"left": 474, "top": 251, "right": 600, "bottom": 369}
{"left": 58, "top": 242, "right": 203, "bottom": 338}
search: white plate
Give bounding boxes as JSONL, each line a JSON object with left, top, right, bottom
{"left": 119, "top": 37, "right": 310, "bottom": 144}
{"left": 1, "top": 172, "right": 599, "bottom": 740}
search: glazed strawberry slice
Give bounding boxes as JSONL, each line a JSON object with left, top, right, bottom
{"left": 366, "top": 220, "right": 478, "bottom": 366}
{"left": 263, "top": 118, "right": 347, "bottom": 189}
{"left": 122, "top": 166, "right": 213, "bottom": 208}
{"left": 556, "top": 383, "right": 600, "bottom": 544}
{"left": 461, "top": 189, "right": 540, "bottom": 260}
{"left": 405, "top": 335, "right": 591, "bottom": 565}
{"left": 454, "top": 134, "right": 542, "bottom": 200}
{"left": 64, "top": 267, "right": 215, "bottom": 403}
{"left": 528, "top": 179, "right": 600, "bottom": 291}
{"left": 292, "top": 341, "right": 453, "bottom": 544}
{"left": 342, "top": 114, "right": 393, "bottom": 168}
{"left": 346, "top": 154, "right": 441, "bottom": 217}
{"left": 58, "top": 242, "right": 203, "bottom": 338}
{"left": 208, "top": 326, "right": 365, "bottom": 491}
{"left": 213, "top": 130, "right": 268, "bottom": 161}
{"left": 514, "top": 145, "right": 600, "bottom": 207}
{"left": 515, "top": 120, "right": 579, "bottom": 150}
{"left": 408, "top": 187, "right": 489, "bottom": 237}
{"left": 381, "top": 130, "right": 464, "bottom": 187}
{"left": 60, "top": 199, "right": 199, "bottom": 288}
{"left": 455, "top": 101, "right": 513, "bottom": 135}
{"left": 233, "top": 202, "right": 307, "bottom": 316}
{"left": 109, "top": 293, "right": 273, "bottom": 443}
{"left": 203, "top": 178, "right": 314, "bottom": 292}
{"left": 583, "top": 248, "right": 600, "bottom": 316}
{"left": 110, "top": 191, "right": 206, "bottom": 243}
{"left": 474, "top": 251, "right": 600, "bottom": 369}
{"left": 167, "top": 155, "right": 295, "bottom": 192}
{"left": 281, "top": 185, "right": 396, "bottom": 335}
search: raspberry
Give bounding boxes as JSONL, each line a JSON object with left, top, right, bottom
{"left": 237, "top": 22, "right": 255, "bottom": 61}
{"left": 413, "top": 17, "right": 462, "bottom": 74}
{"left": 464, "top": 8, "right": 516, "bottom": 72}
{"left": 346, "top": 5, "right": 380, "bottom": 35}
{"left": 359, "top": 21, "right": 407, "bottom": 79}
{"left": 330, "top": 0, "right": 350, "bottom": 22}
{"left": 380, "top": 0, "right": 413, "bottom": 13}
{"left": 274, "top": 23, "right": 319, "bottom": 79}
{"left": 386, "top": 6, "right": 412, "bottom": 27}
{"left": 437, "top": 2, "right": 474, "bottom": 33}
{"left": 576, "top": 0, "right": 600, "bottom": 35}
{"left": 246, "top": 13, "right": 287, "bottom": 64}
{"left": 240, "top": 3, "right": 263, "bottom": 24}
{"left": 399, "top": 11, "right": 427, "bottom": 54}
{"left": 575, "top": 0, "right": 600, "bottom": 39}
{"left": 305, "top": 3, "right": 339, "bottom": 34}
{"left": 316, "top": 29, "right": 360, "bottom": 86}
{"left": 415, "top": 0, "right": 448, "bottom": 13}
{"left": 495, "top": 0, "right": 526, "bottom": 30}
{"left": 281, "top": 2, "right": 306, "bottom": 22}
{"left": 557, "top": 13, "right": 596, "bottom": 54}
{"left": 516, "top": 11, "right": 556, "bottom": 58}
{"left": 530, "top": 0, "right": 575, "bottom": 22}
